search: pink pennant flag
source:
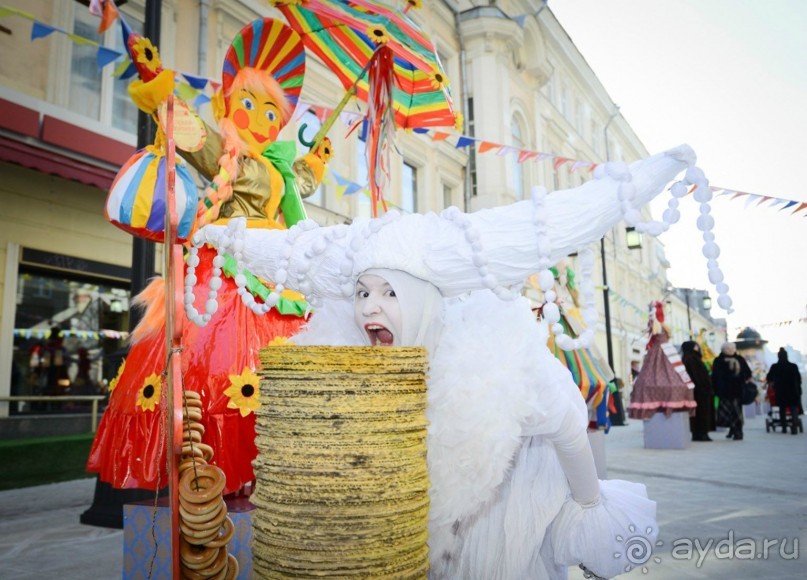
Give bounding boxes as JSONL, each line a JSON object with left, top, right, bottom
{"left": 731, "top": 191, "right": 748, "bottom": 200}
{"left": 478, "top": 141, "right": 501, "bottom": 154}
{"left": 517, "top": 150, "right": 538, "bottom": 163}
{"left": 553, "top": 157, "right": 570, "bottom": 171}
{"left": 588, "top": 163, "right": 598, "bottom": 173}
{"left": 755, "top": 195, "right": 772, "bottom": 206}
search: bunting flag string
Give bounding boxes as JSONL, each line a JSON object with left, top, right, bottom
{"left": 13, "top": 327, "right": 130, "bottom": 341}
{"left": 731, "top": 317, "right": 807, "bottom": 332}
{"left": 6, "top": 4, "right": 804, "bottom": 216}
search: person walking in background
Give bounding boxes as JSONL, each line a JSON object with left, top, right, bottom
{"left": 766, "top": 348, "right": 803, "bottom": 435}
{"left": 682, "top": 341, "right": 714, "bottom": 441}
{"left": 712, "top": 342, "right": 752, "bottom": 440}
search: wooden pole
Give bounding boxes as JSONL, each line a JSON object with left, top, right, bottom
{"left": 163, "top": 94, "right": 183, "bottom": 579}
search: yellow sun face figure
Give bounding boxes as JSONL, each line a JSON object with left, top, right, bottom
{"left": 227, "top": 87, "right": 284, "bottom": 157}
{"left": 224, "top": 368, "right": 262, "bottom": 417}
{"left": 136, "top": 373, "right": 162, "bottom": 412}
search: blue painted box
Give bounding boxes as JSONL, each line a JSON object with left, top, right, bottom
{"left": 123, "top": 497, "right": 254, "bottom": 579}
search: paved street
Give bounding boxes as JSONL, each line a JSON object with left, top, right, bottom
{"left": 1, "top": 411, "right": 804, "bottom": 579}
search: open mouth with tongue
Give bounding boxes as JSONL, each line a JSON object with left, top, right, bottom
{"left": 365, "top": 324, "right": 395, "bottom": 346}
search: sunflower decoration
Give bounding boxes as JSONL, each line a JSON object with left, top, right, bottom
{"left": 428, "top": 68, "right": 448, "bottom": 90}
{"left": 454, "top": 111, "right": 464, "bottom": 132}
{"left": 367, "top": 24, "right": 390, "bottom": 45}
{"left": 406, "top": 0, "right": 423, "bottom": 10}
{"left": 136, "top": 372, "right": 162, "bottom": 412}
{"left": 270, "top": 0, "right": 308, "bottom": 6}
{"left": 108, "top": 360, "right": 126, "bottom": 395}
{"left": 315, "top": 137, "right": 333, "bottom": 163}
{"left": 268, "top": 335, "right": 290, "bottom": 346}
{"left": 132, "top": 36, "right": 162, "bottom": 77}
{"left": 224, "top": 368, "right": 262, "bottom": 417}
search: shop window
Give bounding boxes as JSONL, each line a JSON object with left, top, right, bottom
{"left": 9, "top": 262, "right": 131, "bottom": 415}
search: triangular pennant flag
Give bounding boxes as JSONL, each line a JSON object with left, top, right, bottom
{"left": 432, "top": 131, "right": 450, "bottom": 142}
{"left": 98, "top": 0, "right": 119, "bottom": 34}
{"left": 209, "top": 81, "right": 220, "bottom": 91}
{"left": 193, "top": 93, "right": 211, "bottom": 110}
{"left": 96, "top": 46, "right": 123, "bottom": 69}
{"left": 335, "top": 183, "right": 348, "bottom": 201}
{"left": 755, "top": 195, "right": 772, "bottom": 206}
{"left": 731, "top": 191, "right": 748, "bottom": 200}
{"left": 588, "top": 163, "right": 598, "bottom": 173}
{"left": 345, "top": 183, "right": 362, "bottom": 195}
{"left": 175, "top": 81, "right": 200, "bottom": 101}
{"left": 536, "top": 153, "right": 552, "bottom": 162}
{"left": 182, "top": 73, "right": 209, "bottom": 90}
{"left": 314, "top": 105, "right": 329, "bottom": 123}
{"left": 455, "top": 136, "right": 475, "bottom": 148}
{"left": 791, "top": 202, "right": 807, "bottom": 215}
{"left": 412, "top": 127, "right": 429, "bottom": 134}
{"left": 118, "top": 61, "right": 138, "bottom": 80}
{"left": 744, "top": 194, "right": 762, "bottom": 208}
{"left": 478, "top": 141, "right": 501, "bottom": 154}
{"left": 570, "top": 160, "right": 590, "bottom": 173}
{"left": 553, "top": 157, "right": 570, "bottom": 171}
{"left": 497, "top": 146, "right": 518, "bottom": 157}
{"left": 331, "top": 171, "right": 350, "bottom": 187}
{"left": 717, "top": 189, "right": 734, "bottom": 196}
{"left": 517, "top": 150, "right": 537, "bottom": 163}
{"left": 779, "top": 200, "right": 798, "bottom": 210}
{"left": 31, "top": 22, "right": 58, "bottom": 40}
{"left": 513, "top": 14, "right": 527, "bottom": 28}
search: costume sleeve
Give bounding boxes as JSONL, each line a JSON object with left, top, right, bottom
{"left": 293, "top": 153, "right": 326, "bottom": 199}
{"left": 177, "top": 119, "right": 224, "bottom": 181}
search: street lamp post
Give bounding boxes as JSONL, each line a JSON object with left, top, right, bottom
{"left": 684, "top": 287, "right": 693, "bottom": 339}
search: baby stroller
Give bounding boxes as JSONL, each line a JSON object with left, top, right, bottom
{"left": 765, "top": 383, "right": 804, "bottom": 433}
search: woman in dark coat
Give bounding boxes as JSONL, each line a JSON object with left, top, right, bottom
{"left": 767, "top": 348, "right": 803, "bottom": 435}
{"left": 711, "top": 342, "right": 752, "bottom": 440}
{"left": 682, "top": 341, "right": 714, "bottom": 441}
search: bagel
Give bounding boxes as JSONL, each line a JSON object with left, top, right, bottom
{"left": 180, "top": 464, "right": 226, "bottom": 503}
{"left": 204, "top": 517, "right": 235, "bottom": 549}
{"left": 179, "top": 522, "right": 221, "bottom": 544}
{"left": 194, "top": 540, "right": 229, "bottom": 577}
{"left": 179, "top": 537, "right": 219, "bottom": 569}
{"left": 185, "top": 407, "right": 203, "bottom": 422}
{"left": 224, "top": 554, "right": 239, "bottom": 580}
{"left": 179, "top": 500, "right": 223, "bottom": 525}
{"left": 178, "top": 491, "right": 221, "bottom": 516}
{"left": 182, "top": 429, "right": 203, "bottom": 443}
{"left": 181, "top": 503, "right": 227, "bottom": 533}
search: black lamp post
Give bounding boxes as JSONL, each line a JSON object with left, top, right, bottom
{"left": 81, "top": 0, "right": 162, "bottom": 529}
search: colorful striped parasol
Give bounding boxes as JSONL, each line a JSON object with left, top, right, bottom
{"left": 273, "top": 0, "right": 459, "bottom": 215}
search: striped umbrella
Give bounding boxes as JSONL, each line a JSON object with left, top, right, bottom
{"left": 273, "top": 0, "right": 459, "bottom": 215}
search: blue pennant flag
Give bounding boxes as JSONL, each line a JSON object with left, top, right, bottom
{"left": 193, "top": 93, "right": 211, "bottom": 110}
{"left": 780, "top": 200, "right": 798, "bottom": 210}
{"left": 119, "top": 61, "right": 138, "bottom": 80}
{"left": 345, "top": 183, "right": 362, "bottom": 195}
{"left": 455, "top": 136, "right": 475, "bottom": 148}
{"left": 31, "top": 22, "right": 58, "bottom": 41}
{"left": 183, "top": 73, "right": 209, "bottom": 90}
{"left": 412, "top": 127, "right": 429, "bottom": 134}
{"left": 96, "top": 46, "right": 123, "bottom": 69}
{"left": 331, "top": 171, "right": 351, "bottom": 187}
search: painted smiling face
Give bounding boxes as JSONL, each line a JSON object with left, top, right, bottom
{"left": 227, "top": 86, "right": 283, "bottom": 156}
{"left": 354, "top": 274, "right": 402, "bottom": 347}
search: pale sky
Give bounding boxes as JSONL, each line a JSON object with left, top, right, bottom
{"left": 550, "top": 0, "right": 807, "bottom": 355}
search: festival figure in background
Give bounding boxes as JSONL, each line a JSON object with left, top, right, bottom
{"left": 87, "top": 18, "right": 331, "bottom": 495}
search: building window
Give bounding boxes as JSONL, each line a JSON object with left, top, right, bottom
{"left": 66, "top": 5, "right": 142, "bottom": 134}
{"left": 401, "top": 161, "right": 417, "bottom": 213}
{"left": 510, "top": 116, "right": 526, "bottom": 199}
{"left": 443, "top": 183, "right": 453, "bottom": 209}
{"left": 10, "top": 269, "right": 131, "bottom": 415}
{"left": 298, "top": 110, "right": 325, "bottom": 207}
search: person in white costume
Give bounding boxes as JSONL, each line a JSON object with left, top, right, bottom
{"left": 193, "top": 145, "right": 700, "bottom": 578}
